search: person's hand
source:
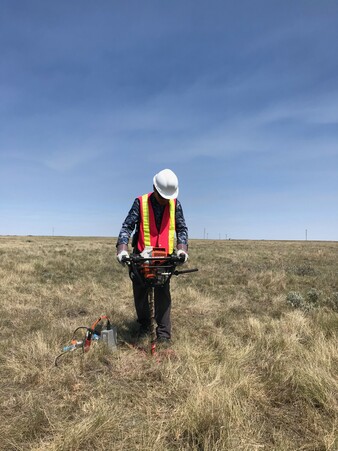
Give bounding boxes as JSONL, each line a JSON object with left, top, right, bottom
{"left": 177, "top": 249, "right": 188, "bottom": 264}
{"left": 117, "top": 250, "right": 129, "bottom": 265}
{"left": 140, "top": 246, "right": 153, "bottom": 259}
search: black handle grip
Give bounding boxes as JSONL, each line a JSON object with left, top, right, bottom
{"left": 122, "top": 254, "right": 182, "bottom": 264}
{"left": 174, "top": 268, "right": 199, "bottom": 276}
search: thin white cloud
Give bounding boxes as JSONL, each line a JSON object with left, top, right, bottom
{"left": 42, "top": 147, "right": 101, "bottom": 172}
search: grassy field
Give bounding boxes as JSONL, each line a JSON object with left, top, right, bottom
{"left": 1, "top": 236, "right": 338, "bottom": 450}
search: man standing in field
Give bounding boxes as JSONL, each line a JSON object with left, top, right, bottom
{"left": 116, "top": 168, "right": 189, "bottom": 344}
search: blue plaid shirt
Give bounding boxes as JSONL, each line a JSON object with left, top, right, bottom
{"left": 117, "top": 193, "right": 188, "bottom": 249}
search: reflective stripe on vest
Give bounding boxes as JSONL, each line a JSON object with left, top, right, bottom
{"left": 138, "top": 193, "right": 176, "bottom": 254}
{"left": 169, "top": 199, "right": 175, "bottom": 253}
{"left": 141, "top": 194, "right": 151, "bottom": 248}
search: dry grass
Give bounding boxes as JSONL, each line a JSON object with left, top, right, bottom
{"left": 1, "top": 236, "right": 338, "bottom": 450}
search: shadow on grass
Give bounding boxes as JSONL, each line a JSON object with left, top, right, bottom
{"left": 115, "top": 319, "right": 140, "bottom": 344}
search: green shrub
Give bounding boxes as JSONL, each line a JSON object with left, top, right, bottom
{"left": 287, "top": 289, "right": 320, "bottom": 312}
{"left": 286, "top": 291, "right": 304, "bottom": 308}
{"left": 306, "top": 288, "right": 321, "bottom": 306}
{"left": 328, "top": 292, "right": 338, "bottom": 312}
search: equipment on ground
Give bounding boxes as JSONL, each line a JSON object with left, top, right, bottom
{"left": 55, "top": 315, "right": 115, "bottom": 367}
{"left": 122, "top": 247, "right": 198, "bottom": 356}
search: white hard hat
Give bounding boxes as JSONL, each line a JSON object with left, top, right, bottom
{"left": 153, "top": 169, "right": 179, "bottom": 199}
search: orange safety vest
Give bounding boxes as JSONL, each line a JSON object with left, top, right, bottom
{"left": 137, "top": 193, "right": 176, "bottom": 255}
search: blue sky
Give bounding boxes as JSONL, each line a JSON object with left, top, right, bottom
{"left": 1, "top": 0, "right": 338, "bottom": 241}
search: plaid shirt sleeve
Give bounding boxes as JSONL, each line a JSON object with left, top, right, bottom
{"left": 116, "top": 198, "right": 140, "bottom": 246}
{"left": 175, "top": 200, "right": 188, "bottom": 246}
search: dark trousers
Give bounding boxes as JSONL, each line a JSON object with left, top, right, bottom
{"left": 132, "top": 279, "right": 172, "bottom": 339}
